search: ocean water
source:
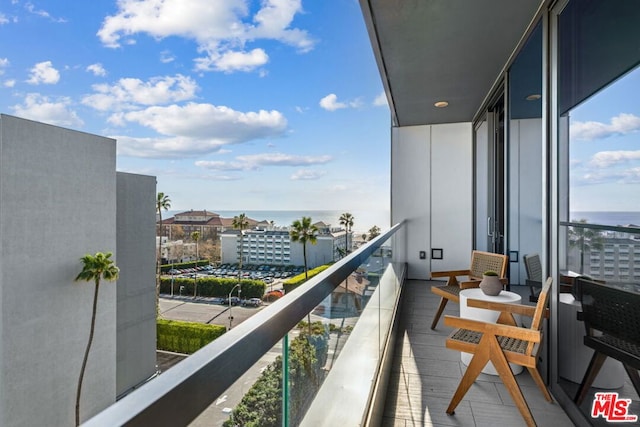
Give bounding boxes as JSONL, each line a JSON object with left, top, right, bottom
{"left": 166, "top": 209, "right": 391, "bottom": 234}
{"left": 571, "top": 211, "right": 640, "bottom": 227}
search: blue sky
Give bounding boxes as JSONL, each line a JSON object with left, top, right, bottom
{"left": 569, "top": 66, "right": 640, "bottom": 212}
{"left": 0, "top": 0, "right": 391, "bottom": 213}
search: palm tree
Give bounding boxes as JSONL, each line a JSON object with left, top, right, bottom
{"left": 339, "top": 212, "right": 354, "bottom": 254}
{"left": 368, "top": 225, "right": 381, "bottom": 241}
{"left": 290, "top": 217, "right": 318, "bottom": 334}
{"left": 74, "top": 252, "right": 119, "bottom": 427}
{"left": 568, "top": 219, "right": 604, "bottom": 274}
{"left": 232, "top": 213, "right": 250, "bottom": 298}
{"left": 156, "top": 192, "right": 171, "bottom": 310}
{"left": 191, "top": 231, "right": 200, "bottom": 298}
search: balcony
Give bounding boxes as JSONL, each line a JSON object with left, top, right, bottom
{"left": 85, "top": 225, "right": 405, "bottom": 426}
{"left": 85, "top": 222, "right": 579, "bottom": 427}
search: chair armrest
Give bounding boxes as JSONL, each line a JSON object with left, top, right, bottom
{"left": 459, "top": 279, "right": 481, "bottom": 289}
{"left": 431, "top": 269, "right": 471, "bottom": 279}
{"left": 466, "top": 299, "right": 549, "bottom": 318}
{"left": 444, "top": 315, "right": 541, "bottom": 342}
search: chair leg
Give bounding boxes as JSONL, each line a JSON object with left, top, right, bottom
{"left": 431, "top": 297, "right": 448, "bottom": 330}
{"left": 623, "top": 364, "right": 640, "bottom": 398}
{"left": 574, "top": 352, "right": 608, "bottom": 405}
{"left": 527, "top": 367, "right": 553, "bottom": 403}
{"left": 446, "top": 337, "right": 491, "bottom": 415}
{"left": 489, "top": 339, "right": 536, "bottom": 427}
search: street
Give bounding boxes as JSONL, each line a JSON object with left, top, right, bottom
{"left": 157, "top": 294, "right": 359, "bottom": 426}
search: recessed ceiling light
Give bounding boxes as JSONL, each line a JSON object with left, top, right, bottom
{"left": 526, "top": 94, "right": 542, "bottom": 101}
{"left": 434, "top": 101, "right": 449, "bottom": 108}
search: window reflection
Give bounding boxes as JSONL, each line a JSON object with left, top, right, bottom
{"left": 557, "top": 1, "right": 640, "bottom": 421}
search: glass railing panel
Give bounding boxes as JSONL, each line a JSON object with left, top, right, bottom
{"left": 84, "top": 222, "right": 405, "bottom": 427}
{"left": 222, "top": 233, "right": 402, "bottom": 426}
{"left": 558, "top": 221, "right": 640, "bottom": 423}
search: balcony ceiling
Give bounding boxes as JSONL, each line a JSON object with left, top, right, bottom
{"left": 360, "top": 0, "right": 543, "bottom": 126}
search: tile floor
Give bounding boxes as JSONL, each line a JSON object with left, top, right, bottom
{"left": 382, "top": 280, "right": 576, "bottom": 427}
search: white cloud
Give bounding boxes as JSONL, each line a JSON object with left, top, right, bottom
{"left": 196, "top": 152, "right": 332, "bottom": 171}
{"left": 115, "top": 135, "right": 226, "bottom": 158}
{"left": 320, "top": 93, "right": 346, "bottom": 111}
{"left": 620, "top": 167, "right": 640, "bottom": 183}
{"left": 97, "top": 0, "right": 313, "bottom": 73}
{"left": 160, "top": 50, "right": 175, "bottom": 63}
{"left": 112, "top": 103, "right": 287, "bottom": 158}
{"left": 26, "top": 61, "right": 60, "bottom": 85}
{"left": 319, "top": 93, "right": 362, "bottom": 111}
{"left": 0, "top": 13, "right": 8, "bottom": 24}
{"left": 82, "top": 74, "right": 198, "bottom": 111}
{"left": 11, "top": 93, "right": 83, "bottom": 127}
{"left": 590, "top": 150, "right": 640, "bottom": 168}
{"left": 291, "top": 169, "right": 326, "bottom": 180}
{"left": 86, "top": 63, "right": 107, "bottom": 77}
{"left": 237, "top": 152, "right": 331, "bottom": 166}
{"left": 3, "top": 79, "right": 16, "bottom": 88}
{"left": 373, "top": 91, "right": 388, "bottom": 107}
{"left": 24, "top": 2, "right": 66, "bottom": 23}
{"left": 195, "top": 48, "right": 268, "bottom": 73}
{"left": 571, "top": 113, "right": 640, "bottom": 140}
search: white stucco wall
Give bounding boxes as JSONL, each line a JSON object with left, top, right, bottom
{"left": 0, "top": 114, "right": 117, "bottom": 426}
{"left": 391, "top": 122, "right": 473, "bottom": 279}
{"left": 116, "top": 172, "right": 157, "bottom": 396}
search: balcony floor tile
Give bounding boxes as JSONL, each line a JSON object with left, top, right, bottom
{"left": 382, "top": 280, "right": 574, "bottom": 427}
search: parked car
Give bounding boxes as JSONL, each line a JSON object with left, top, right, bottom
{"left": 227, "top": 296, "right": 241, "bottom": 305}
{"left": 242, "top": 298, "right": 263, "bottom": 307}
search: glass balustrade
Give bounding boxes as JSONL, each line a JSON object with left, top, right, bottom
{"left": 84, "top": 222, "right": 406, "bottom": 427}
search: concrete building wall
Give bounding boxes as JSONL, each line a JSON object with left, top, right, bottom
{"left": 0, "top": 115, "right": 117, "bottom": 426}
{"left": 289, "top": 237, "right": 335, "bottom": 268}
{"left": 221, "top": 232, "right": 337, "bottom": 268}
{"left": 116, "top": 172, "right": 157, "bottom": 397}
{"left": 391, "top": 123, "right": 473, "bottom": 279}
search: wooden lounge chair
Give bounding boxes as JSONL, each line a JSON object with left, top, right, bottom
{"left": 444, "top": 277, "right": 553, "bottom": 427}
{"left": 523, "top": 253, "right": 543, "bottom": 302}
{"left": 430, "top": 250, "right": 508, "bottom": 329}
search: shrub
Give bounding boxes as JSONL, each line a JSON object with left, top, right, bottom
{"left": 283, "top": 264, "right": 331, "bottom": 294}
{"left": 159, "top": 277, "right": 266, "bottom": 298}
{"left": 157, "top": 319, "right": 226, "bottom": 354}
{"left": 223, "top": 324, "right": 329, "bottom": 427}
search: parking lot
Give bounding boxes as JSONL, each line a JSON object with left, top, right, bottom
{"left": 165, "top": 263, "right": 304, "bottom": 283}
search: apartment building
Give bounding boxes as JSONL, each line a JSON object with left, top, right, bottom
{"left": 0, "top": 114, "right": 156, "bottom": 426}
{"left": 220, "top": 224, "right": 348, "bottom": 268}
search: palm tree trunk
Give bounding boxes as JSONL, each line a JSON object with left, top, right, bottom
{"left": 157, "top": 213, "right": 162, "bottom": 313}
{"left": 303, "top": 243, "right": 312, "bottom": 335}
{"left": 76, "top": 279, "right": 101, "bottom": 427}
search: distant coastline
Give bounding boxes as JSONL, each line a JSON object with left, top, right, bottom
{"left": 571, "top": 211, "right": 640, "bottom": 227}
{"left": 164, "top": 209, "right": 391, "bottom": 234}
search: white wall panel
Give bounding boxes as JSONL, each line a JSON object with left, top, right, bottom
{"left": 391, "top": 125, "right": 430, "bottom": 279}
{"left": 392, "top": 123, "right": 473, "bottom": 279}
{"left": 431, "top": 123, "right": 473, "bottom": 272}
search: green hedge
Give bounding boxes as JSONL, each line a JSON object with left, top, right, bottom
{"left": 283, "top": 264, "right": 331, "bottom": 294}
{"left": 160, "top": 260, "right": 209, "bottom": 273}
{"left": 160, "top": 277, "right": 266, "bottom": 298}
{"left": 157, "top": 319, "right": 226, "bottom": 354}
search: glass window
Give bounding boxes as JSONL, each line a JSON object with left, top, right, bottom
{"left": 556, "top": 1, "right": 640, "bottom": 420}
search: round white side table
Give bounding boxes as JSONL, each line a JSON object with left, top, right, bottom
{"left": 459, "top": 288, "right": 523, "bottom": 375}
